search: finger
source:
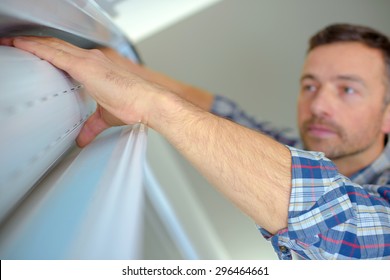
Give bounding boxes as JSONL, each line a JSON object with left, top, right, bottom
{"left": 16, "top": 36, "right": 85, "bottom": 54}
{"left": 76, "top": 109, "right": 110, "bottom": 147}
{"left": 0, "top": 37, "right": 15, "bottom": 46}
{"left": 12, "top": 37, "right": 76, "bottom": 72}
{"left": 12, "top": 36, "right": 110, "bottom": 87}
{"left": 11, "top": 37, "right": 98, "bottom": 86}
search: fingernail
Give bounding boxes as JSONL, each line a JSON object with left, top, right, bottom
{"left": 0, "top": 37, "right": 14, "bottom": 46}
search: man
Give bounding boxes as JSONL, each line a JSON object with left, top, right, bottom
{"left": 1, "top": 23, "right": 389, "bottom": 259}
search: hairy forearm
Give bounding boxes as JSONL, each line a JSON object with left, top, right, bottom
{"left": 134, "top": 67, "right": 214, "bottom": 111}
{"left": 150, "top": 92, "right": 292, "bottom": 234}
{"left": 101, "top": 48, "right": 214, "bottom": 111}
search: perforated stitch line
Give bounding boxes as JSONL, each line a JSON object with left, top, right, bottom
{"left": 0, "top": 109, "right": 94, "bottom": 187}
{"left": 1, "top": 84, "right": 84, "bottom": 116}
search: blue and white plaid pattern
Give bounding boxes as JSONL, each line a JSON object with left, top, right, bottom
{"left": 212, "top": 95, "right": 390, "bottom": 259}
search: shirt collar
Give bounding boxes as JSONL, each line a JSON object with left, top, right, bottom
{"left": 350, "top": 135, "right": 390, "bottom": 185}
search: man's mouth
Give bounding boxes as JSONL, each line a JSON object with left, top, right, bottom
{"left": 306, "top": 124, "right": 337, "bottom": 138}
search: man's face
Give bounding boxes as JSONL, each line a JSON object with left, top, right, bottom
{"left": 297, "top": 42, "right": 389, "bottom": 160}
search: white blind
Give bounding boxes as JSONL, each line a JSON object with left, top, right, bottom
{"left": 0, "top": 46, "right": 147, "bottom": 259}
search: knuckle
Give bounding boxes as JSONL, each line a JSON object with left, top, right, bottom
{"left": 89, "top": 48, "right": 105, "bottom": 58}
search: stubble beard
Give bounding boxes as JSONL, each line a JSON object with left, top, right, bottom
{"left": 300, "top": 118, "right": 381, "bottom": 161}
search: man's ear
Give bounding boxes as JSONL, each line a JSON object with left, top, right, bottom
{"left": 381, "top": 104, "right": 390, "bottom": 133}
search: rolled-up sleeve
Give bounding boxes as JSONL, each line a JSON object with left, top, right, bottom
{"left": 259, "top": 146, "right": 390, "bottom": 260}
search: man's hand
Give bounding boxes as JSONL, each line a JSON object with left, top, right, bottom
{"left": 0, "top": 37, "right": 161, "bottom": 147}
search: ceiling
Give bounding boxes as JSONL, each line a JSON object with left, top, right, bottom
{"left": 95, "top": 0, "right": 223, "bottom": 43}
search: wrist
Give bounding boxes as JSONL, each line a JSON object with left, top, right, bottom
{"left": 147, "top": 88, "right": 184, "bottom": 131}
{"left": 147, "top": 86, "right": 210, "bottom": 137}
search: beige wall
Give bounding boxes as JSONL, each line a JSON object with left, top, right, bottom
{"left": 136, "top": 0, "right": 390, "bottom": 130}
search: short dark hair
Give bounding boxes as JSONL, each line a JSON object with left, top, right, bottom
{"left": 309, "top": 23, "right": 390, "bottom": 103}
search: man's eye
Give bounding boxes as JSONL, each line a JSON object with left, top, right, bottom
{"left": 303, "top": 85, "right": 317, "bottom": 92}
{"left": 343, "top": 87, "right": 356, "bottom": 94}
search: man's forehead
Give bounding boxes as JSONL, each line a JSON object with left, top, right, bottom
{"left": 306, "top": 42, "right": 384, "bottom": 64}
{"left": 303, "top": 42, "right": 386, "bottom": 80}
{"left": 300, "top": 73, "right": 366, "bottom": 86}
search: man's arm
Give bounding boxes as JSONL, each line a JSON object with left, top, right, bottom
{"left": 102, "top": 48, "right": 301, "bottom": 147}
{"left": 0, "top": 36, "right": 292, "bottom": 234}
{"left": 153, "top": 93, "right": 292, "bottom": 234}
{"left": 100, "top": 47, "right": 214, "bottom": 111}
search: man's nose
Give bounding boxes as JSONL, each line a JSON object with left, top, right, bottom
{"left": 309, "top": 85, "right": 336, "bottom": 118}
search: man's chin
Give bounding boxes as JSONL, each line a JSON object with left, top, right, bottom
{"left": 304, "top": 142, "right": 345, "bottom": 159}
{"left": 303, "top": 140, "right": 334, "bottom": 154}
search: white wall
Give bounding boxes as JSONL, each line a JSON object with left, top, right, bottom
{"left": 115, "top": 0, "right": 390, "bottom": 259}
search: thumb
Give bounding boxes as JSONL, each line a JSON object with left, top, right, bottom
{"left": 76, "top": 108, "right": 110, "bottom": 147}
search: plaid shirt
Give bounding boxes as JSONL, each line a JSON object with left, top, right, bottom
{"left": 211, "top": 95, "right": 390, "bottom": 260}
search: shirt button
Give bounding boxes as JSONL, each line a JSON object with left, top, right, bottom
{"left": 378, "top": 177, "right": 387, "bottom": 185}
{"left": 279, "top": 246, "right": 288, "bottom": 253}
